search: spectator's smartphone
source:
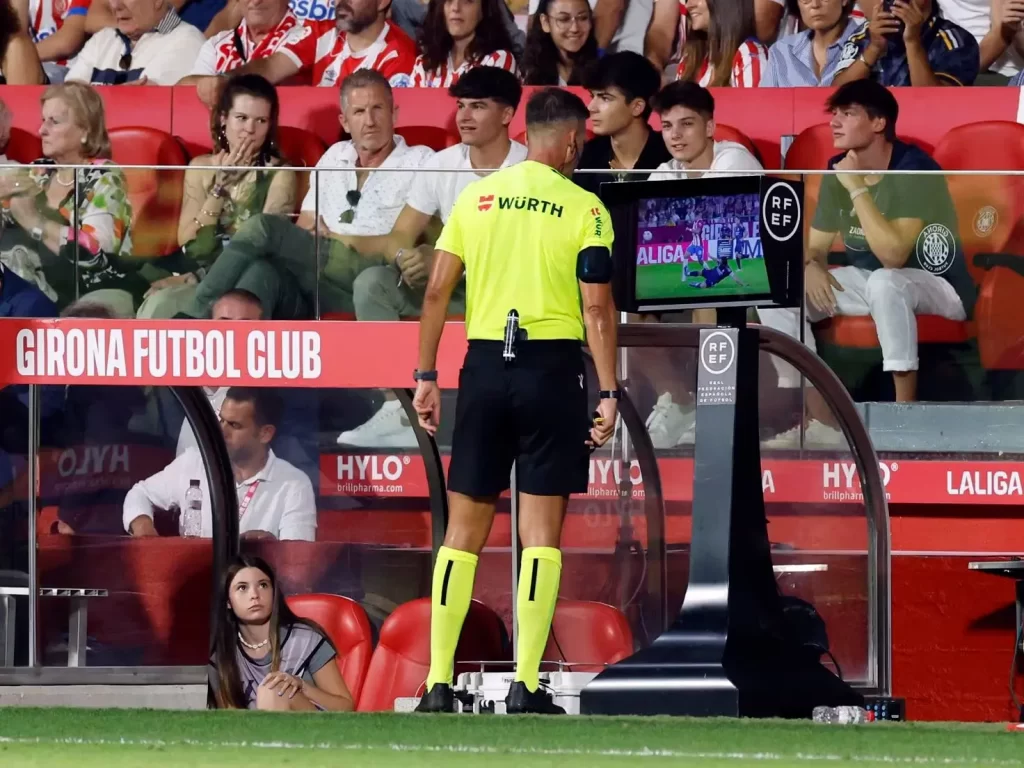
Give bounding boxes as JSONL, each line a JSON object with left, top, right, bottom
{"left": 881, "top": 0, "right": 906, "bottom": 37}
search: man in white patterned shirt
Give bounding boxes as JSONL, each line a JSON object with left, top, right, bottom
{"left": 181, "top": 69, "right": 433, "bottom": 320}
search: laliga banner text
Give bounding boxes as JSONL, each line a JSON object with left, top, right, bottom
{"left": 0, "top": 318, "right": 468, "bottom": 389}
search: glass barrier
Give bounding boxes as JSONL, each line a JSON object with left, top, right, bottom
{"left": 0, "top": 316, "right": 888, "bottom": 701}
{"left": 0, "top": 158, "right": 1003, "bottom": 694}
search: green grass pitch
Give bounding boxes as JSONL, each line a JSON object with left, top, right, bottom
{"left": 636, "top": 258, "right": 770, "bottom": 302}
{"left": 1, "top": 708, "right": 1023, "bottom": 767}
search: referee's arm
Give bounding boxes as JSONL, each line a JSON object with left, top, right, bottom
{"left": 579, "top": 258, "right": 618, "bottom": 394}
{"left": 418, "top": 248, "right": 465, "bottom": 373}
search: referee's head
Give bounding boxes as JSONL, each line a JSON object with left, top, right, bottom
{"left": 524, "top": 87, "right": 589, "bottom": 176}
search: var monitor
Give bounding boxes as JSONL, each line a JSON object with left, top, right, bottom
{"left": 601, "top": 175, "right": 804, "bottom": 314}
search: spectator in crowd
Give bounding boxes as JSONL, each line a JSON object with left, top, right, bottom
{"left": 86, "top": 0, "right": 225, "bottom": 39}
{"left": 832, "top": 0, "right": 979, "bottom": 85}
{"left": 0, "top": 83, "right": 142, "bottom": 314}
{"left": 648, "top": 81, "right": 762, "bottom": 179}
{"left": 1, "top": 0, "right": 45, "bottom": 84}
{"left": 674, "top": 0, "right": 768, "bottom": 86}
{"left": 179, "top": 70, "right": 433, "bottom": 320}
{"left": 635, "top": 82, "right": 762, "bottom": 448}
{"left": 939, "top": 0, "right": 1024, "bottom": 84}
{"left": 210, "top": 555, "right": 354, "bottom": 711}
{"left": 138, "top": 74, "right": 296, "bottom": 319}
{"left": 12, "top": 0, "right": 90, "bottom": 84}
{"left": 519, "top": 0, "right": 598, "bottom": 84}
{"left": 176, "top": 289, "right": 264, "bottom": 458}
{"left": 392, "top": 0, "right": 525, "bottom": 53}
{"left": 333, "top": 67, "right": 523, "bottom": 449}
{"left": 0, "top": 100, "right": 14, "bottom": 164}
{"left": 574, "top": 52, "right": 668, "bottom": 197}
{"left": 124, "top": 387, "right": 318, "bottom": 541}
{"left": 758, "top": 82, "right": 973, "bottom": 445}
{"left": 761, "top": 0, "right": 863, "bottom": 86}
{"left": 181, "top": 0, "right": 306, "bottom": 80}
{"left": 0, "top": 259, "right": 56, "bottom": 318}
{"left": 193, "top": 0, "right": 417, "bottom": 105}
{"left": 67, "top": 0, "right": 206, "bottom": 84}
{"left": 411, "top": 0, "right": 518, "bottom": 86}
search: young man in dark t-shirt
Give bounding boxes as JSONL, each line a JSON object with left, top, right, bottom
{"left": 759, "top": 81, "right": 972, "bottom": 438}
{"left": 574, "top": 52, "right": 670, "bottom": 197}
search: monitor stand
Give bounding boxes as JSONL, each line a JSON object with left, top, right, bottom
{"left": 580, "top": 309, "right": 864, "bottom": 717}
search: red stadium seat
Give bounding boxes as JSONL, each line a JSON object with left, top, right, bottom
{"left": 286, "top": 593, "right": 374, "bottom": 702}
{"left": 714, "top": 124, "right": 762, "bottom": 165}
{"left": 542, "top": 600, "right": 633, "bottom": 673}
{"left": 6, "top": 127, "right": 42, "bottom": 163}
{"left": 396, "top": 125, "right": 460, "bottom": 152}
{"left": 108, "top": 126, "right": 189, "bottom": 259}
{"left": 933, "top": 122, "right": 1024, "bottom": 369}
{"left": 815, "top": 314, "right": 970, "bottom": 349}
{"left": 355, "top": 597, "right": 508, "bottom": 712}
{"left": 277, "top": 125, "right": 327, "bottom": 168}
{"left": 277, "top": 125, "right": 328, "bottom": 211}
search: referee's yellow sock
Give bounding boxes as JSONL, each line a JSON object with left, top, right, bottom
{"left": 425, "top": 545, "right": 479, "bottom": 689}
{"left": 514, "top": 546, "right": 562, "bottom": 693}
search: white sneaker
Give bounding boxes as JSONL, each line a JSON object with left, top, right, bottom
{"left": 762, "top": 420, "right": 846, "bottom": 450}
{"left": 645, "top": 393, "right": 697, "bottom": 448}
{"left": 337, "top": 399, "right": 418, "bottom": 448}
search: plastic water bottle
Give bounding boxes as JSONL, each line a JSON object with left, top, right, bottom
{"left": 182, "top": 479, "right": 203, "bottom": 537}
{"left": 812, "top": 706, "right": 869, "bottom": 724}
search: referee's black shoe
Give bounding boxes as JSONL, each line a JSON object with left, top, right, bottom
{"left": 415, "top": 683, "right": 455, "bottom": 713}
{"left": 504, "top": 681, "right": 566, "bottom": 715}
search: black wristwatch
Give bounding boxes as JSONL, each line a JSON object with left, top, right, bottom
{"left": 598, "top": 389, "right": 622, "bottom": 400}
{"left": 413, "top": 369, "right": 438, "bottom": 382}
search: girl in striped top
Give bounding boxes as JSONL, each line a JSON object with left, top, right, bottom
{"left": 677, "top": 0, "right": 768, "bottom": 87}
{"left": 411, "top": 0, "right": 519, "bottom": 87}
{"left": 519, "top": 0, "right": 598, "bottom": 85}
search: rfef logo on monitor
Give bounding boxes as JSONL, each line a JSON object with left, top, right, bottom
{"left": 478, "top": 195, "right": 494, "bottom": 211}
{"left": 761, "top": 182, "right": 801, "bottom": 242}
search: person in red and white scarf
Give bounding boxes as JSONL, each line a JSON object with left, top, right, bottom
{"left": 192, "top": 0, "right": 416, "bottom": 104}
{"left": 410, "top": 0, "right": 517, "bottom": 87}
{"left": 182, "top": 0, "right": 305, "bottom": 79}
{"left": 675, "top": 0, "right": 767, "bottom": 86}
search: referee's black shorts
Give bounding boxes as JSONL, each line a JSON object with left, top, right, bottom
{"left": 447, "top": 340, "right": 591, "bottom": 498}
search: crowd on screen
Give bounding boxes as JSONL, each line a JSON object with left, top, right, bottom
{"left": 0, "top": 0, "right": 1022, "bottom": 87}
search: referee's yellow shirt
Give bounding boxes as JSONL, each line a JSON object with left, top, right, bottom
{"left": 435, "top": 160, "right": 615, "bottom": 342}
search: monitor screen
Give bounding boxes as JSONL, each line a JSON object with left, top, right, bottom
{"left": 635, "top": 192, "right": 765, "bottom": 304}
{"left": 601, "top": 175, "right": 804, "bottom": 314}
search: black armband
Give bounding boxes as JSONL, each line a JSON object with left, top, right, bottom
{"left": 576, "top": 246, "right": 613, "bottom": 284}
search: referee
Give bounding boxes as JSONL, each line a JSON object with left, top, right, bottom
{"left": 411, "top": 88, "right": 619, "bottom": 715}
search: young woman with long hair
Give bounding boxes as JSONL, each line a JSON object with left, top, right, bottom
{"left": 677, "top": 0, "right": 768, "bottom": 87}
{"left": 519, "top": 0, "right": 598, "bottom": 85}
{"left": 210, "top": 555, "right": 354, "bottom": 711}
{"left": 411, "top": 0, "right": 519, "bottom": 87}
{"left": 137, "top": 73, "right": 296, "bottom": 319}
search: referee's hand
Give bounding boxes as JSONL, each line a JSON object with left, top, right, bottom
{"left": 588, "top": 398, "right": 617, "bottom": 449}
{"left": 413, "top": 381, "right": 441, "bottom": 436}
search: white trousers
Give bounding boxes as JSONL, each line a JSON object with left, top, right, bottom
{"left": 758, "top": 266, "right": 966, "bottom": 388}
